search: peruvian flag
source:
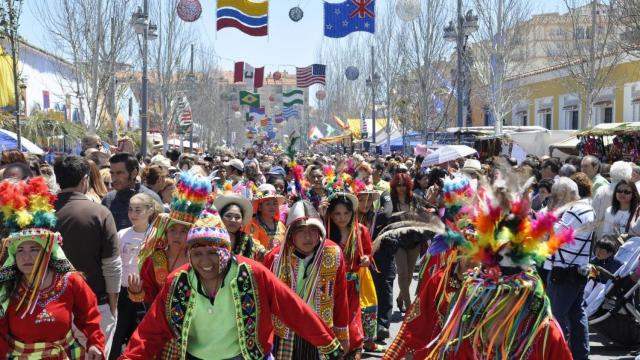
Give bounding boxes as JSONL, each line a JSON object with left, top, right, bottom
{"left": 234, "top": 61, "right": 264, "bottom": 89}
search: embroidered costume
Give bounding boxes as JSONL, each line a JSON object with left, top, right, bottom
{"left": 264, "top": 200, "right": 350, "bottom": 359}
{"left": 120, "top": 212, "right": 343, "bottom": 360}
{"left": 423, "top": 178, "right": 574, "bottom": 359}
{"left": 0, "top": 177, "right": 105, "bottom": 359}
{"left": 245, "top": 184, "right": 287, "bottom": 250}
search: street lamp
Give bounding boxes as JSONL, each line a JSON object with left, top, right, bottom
{"left": 444, "top": 2, "right": 478, "bottom": 129}
{"left": 131, "top": 1, "right": 157, "bottom": 158}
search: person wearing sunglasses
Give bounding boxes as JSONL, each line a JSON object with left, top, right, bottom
{"left": 602, "top": 179, "right": 639, "bottom": 239}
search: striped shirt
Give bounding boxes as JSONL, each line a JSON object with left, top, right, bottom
{"left": 549, "top": 199, "right": 595, "bottom": 268}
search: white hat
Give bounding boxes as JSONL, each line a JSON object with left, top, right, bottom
{"left": 461, "top": 159, "right": 482, "bottom": 173}
{"left": 224, "top": 158, "right": 244, "bottom": 172}
{"left": 213, "top": 193, "right": 253, "bottom": 226}
{"left": 150, "top": 155, "right": 171, "bottom": 169}
{"left": 284, "top": 200, "right": 326, "bottom": 240}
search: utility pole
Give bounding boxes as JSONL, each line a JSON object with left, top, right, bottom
{"left": 456, "top": 0, "right": 464, "bottom": 129}
{"left": 370, "top": 45, "right": 377, "bottom": 152}
{"left": 140, "top": 0, "right": 149, "bottom": 157}
{"left": 189, "top": 43, "right": 195, "bottom": 153}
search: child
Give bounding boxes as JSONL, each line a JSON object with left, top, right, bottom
{"left": 592, "top": 235, "right": 624, "bottom": 281}
{"left": 109, "top": 193, "right": 162, "bottom": 359}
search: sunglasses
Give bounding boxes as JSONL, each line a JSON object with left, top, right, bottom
{"left": 617, "top": 189, "right": 633, "bottom": 195}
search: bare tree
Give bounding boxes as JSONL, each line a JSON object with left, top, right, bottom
{"left": 148, "top": 0, "right": 194, "bottom": 153}
{"left": 471, "top": 0, "right": 532, "bottom": 135}
{"left": 403, "top": 0, "right": 450, "bottom": 139}
{"left": 554, "top": 0, "right": 623, "bottom": 128}
{"left": 33, "top": 0, "right": 134, "bottom": 134}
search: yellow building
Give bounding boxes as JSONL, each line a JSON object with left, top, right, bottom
{"left": 469, "top": 56, "right": 640, "bottom": 130}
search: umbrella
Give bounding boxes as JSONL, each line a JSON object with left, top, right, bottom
{"left": 422, "top": 144, "right": 476, "bottom": 167}
{"left": 0, "top": 129, "right": 44, "bottom": 155}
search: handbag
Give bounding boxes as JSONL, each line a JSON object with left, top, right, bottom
{"left": 358, "top": 266, "right": 378, "bottom": 340}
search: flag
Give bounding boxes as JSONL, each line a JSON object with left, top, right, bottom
{"left": 324, "top": 0, "right": 375, "bottom": 38}
{"left": 283, "top": 106, "right": 299, "bottom": 119}
{"left": 234, "top": 61, "right": 264, "bottom": 88}
{"left": 296, "top": 64, "right": 326, "bottom": 87}
{"left": 333, "top": 115, "right": 349, "bottom": 129}
{"left": 283, "top": 89, "right": 304, "bottom": 106}
{"left": 239, "top": 91, "right": 260, "bottom": 107}
{"left": 246, "top": 106, "right": 265, "bottom": 122}
{"left": 308, "top": 126, "right": 324, "bottom": 141}
{"left": 217, "top": 0, "right": 268, "bottom": 37}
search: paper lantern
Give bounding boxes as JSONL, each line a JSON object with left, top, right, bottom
{"left": 316, "top": 90, "right": 327, "bottom": 101}
{"left": 231, "top": 104, "right": 240, "bottom": 112}
{"left": 176, "top": 0, "right": 202, "bottom": 22}
{"left": 396, "top": 0, "right": 420, "bottom": 22}
{"left": 289, "top": 6, "right": 304, "bottom": 22}
{"left": 273, "top": 71, "right": 282, "bottom": 81}
{"left": 234, "top": 111, "right": 242, "bottom": 119}
{"left": 345, "top": 66, "right": 359, "bottom": 81}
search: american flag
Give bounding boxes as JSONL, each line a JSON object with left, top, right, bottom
{"left": 283, "top": 106, "right": 299, "bottom": 119}
{"left": 296, "top": 64, "right": 326, "bottom": 88}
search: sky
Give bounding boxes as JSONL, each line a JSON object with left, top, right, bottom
{"left": 19, "top": 0, "right": 567, "bottom": 72}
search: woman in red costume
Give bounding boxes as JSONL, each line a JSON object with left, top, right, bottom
{"left": 323, "top": 175, "right": 373, "bottom": 359}
{"left": 0, "top": 177, "right": 105, "bottom": 359}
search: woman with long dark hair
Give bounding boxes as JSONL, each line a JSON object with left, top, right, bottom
{"left": 326, "top": 191, "right": 373, "bottom": 359}
{"left": 389, "top": 173, "right": 420, "bottom": 313}
{"left": 603, "top": 179, "right": 639, "bottom": 238}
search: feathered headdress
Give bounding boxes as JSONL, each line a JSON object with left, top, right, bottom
{"left": 0, "top": 177, "right": 72, "bottom": 319}
{"left": 426, "top": 181, "right": 575, "bottom": 359}
{"left": 138, "top": 172, "right": 212, "bottom": 268}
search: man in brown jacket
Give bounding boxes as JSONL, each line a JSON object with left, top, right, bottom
{"left": 54, "top": 155, "right": 121, "bottom": 358}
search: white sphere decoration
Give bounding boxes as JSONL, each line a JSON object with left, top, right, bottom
{"left": 396, "top": 0, "right": 420, "bottom": 22}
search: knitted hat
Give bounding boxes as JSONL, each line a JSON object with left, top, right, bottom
{"left": 0, "top": 177, "right": 73, "bottom": 318}
{"left": 187, "top": 212, "right": 232, "bottom": 273}
{"left": 138, "top": 172, "right": 212, "bottom": 268}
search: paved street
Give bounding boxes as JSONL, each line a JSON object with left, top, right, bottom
{"left": 362, "top": 270, "right": 637, "bottom": 359}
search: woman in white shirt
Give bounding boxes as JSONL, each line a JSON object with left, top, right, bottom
{"left": 110, "top": 193, "right": 162, "bottom": 359}
{"left": 603, "top": 179, "right": 639, "bottom": 238}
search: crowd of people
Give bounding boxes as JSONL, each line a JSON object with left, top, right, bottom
{"left": 0, "top": 133, "right": 639, "bottom": 359}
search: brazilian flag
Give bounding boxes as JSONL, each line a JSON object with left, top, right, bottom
{"left": 239, "top": 91, "right": 260, "bottom": 107}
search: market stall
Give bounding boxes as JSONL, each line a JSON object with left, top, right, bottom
{"left": 577, "top": 122, "right": 640, "bottom": 163}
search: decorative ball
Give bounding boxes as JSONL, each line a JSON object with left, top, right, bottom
{"left": 231, "top": 104, "right": 240, "bottom": 112}
{"left": 289, "top": 6, "right": 304, "bottom": 22}
{"left": 396, "top": 0, "right": 420, "bottom": 22}
{"left": 176, "top": 0, "right": 202, "bottom": 22}
{"left": 273, "top": 71, "right": 282, "bottom": 81}
{"left": 316, "top": 90, "right": 327, "bottom": 101}
{"left": 234, "top": 111, "right": 242, "bottom": 119}
{"left": 345, "top": 66, "right": 359, "bottom": 81}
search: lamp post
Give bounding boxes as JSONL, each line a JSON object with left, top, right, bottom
{"left": 131, "top": 1, "right": 157, "bottom": 158}
{"left": 366, "top": 46, "right": 381, "bottom": 153}
{"left": 444, "top": 1, "right": 478, "bottom": 129}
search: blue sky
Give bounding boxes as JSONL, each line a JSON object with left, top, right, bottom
{"left": 20, "top": 0, "right": 565, "bottom": 72}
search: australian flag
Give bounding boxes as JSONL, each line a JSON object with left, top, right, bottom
{"left": 324, "top": 0, "right": 375, "bottom": 38}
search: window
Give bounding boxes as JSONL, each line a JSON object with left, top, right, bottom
{"left": 604, "top": 107, "right": 613, "bottom": 123}
{"left": 545, "top": 113, "right": 552, "bottom": 129}
{"left": 570, "top": 110, "right": 579, "bottom": 129}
